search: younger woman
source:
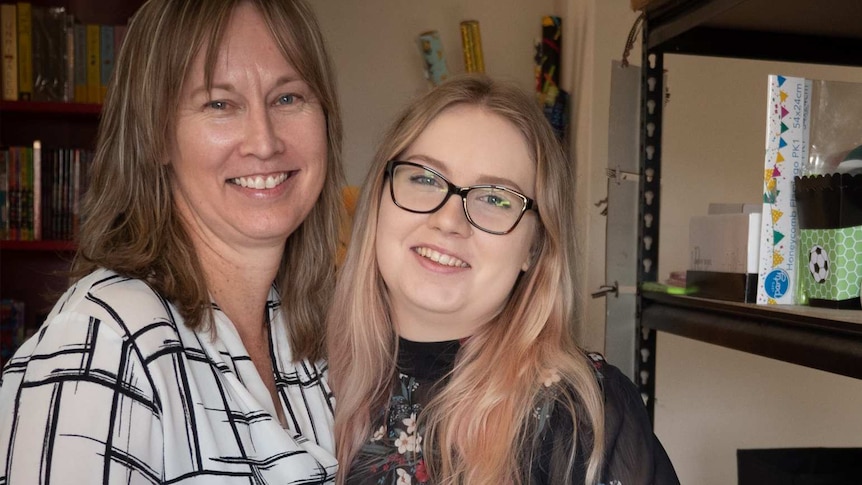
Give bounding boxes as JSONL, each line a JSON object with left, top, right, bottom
{"left": 328, "top": 75, "right": 679, "bottom": 484}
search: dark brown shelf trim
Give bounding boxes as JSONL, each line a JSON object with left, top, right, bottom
{"left": 0, "top": 100, "right": 102, "bottom": 115}
{"left": 0, "top": 240, "right": 77, "bottom": 251}
{"left": 641, "top": 291, "right": 862, "bottom": 379}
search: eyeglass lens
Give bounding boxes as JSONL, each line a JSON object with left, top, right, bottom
{"left": 390, "top": 163, "right": 526, "bottom": 234}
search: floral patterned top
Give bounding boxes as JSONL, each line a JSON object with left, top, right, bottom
{"left": 345, "top": 338, "right": 679, "bottom": 485}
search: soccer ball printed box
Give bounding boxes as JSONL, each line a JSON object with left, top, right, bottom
{"left": 795, "top": 173, "right": 862, "bottom": 309}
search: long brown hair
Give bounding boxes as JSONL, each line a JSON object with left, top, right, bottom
{"left": 73, "top": 0, "right": 345, "bottom": 362}
{"left": 328, "top": 75, "right": 605, "bottom": 484}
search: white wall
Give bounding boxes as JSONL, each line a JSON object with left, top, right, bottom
{"left": 312, "top": 0, "right": 559, "bottom": 185}
{"left": 654, "top": 54, "right": 862, "bottom": 485}
{"left": 311, "top": 1, "right": 862, "bottom": 484}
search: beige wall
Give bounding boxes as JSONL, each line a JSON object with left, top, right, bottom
{"left": 312, "top": 1, "right": 862, "bottom": 484}
{"left": 654, "top": 54, "right": 862, "bottom": 484}
{"left": 312, "top": 0, "right": 560, "bottom": 185}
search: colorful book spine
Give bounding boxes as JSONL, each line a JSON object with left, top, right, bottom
{"left": 0, "top": 3, "right": 17, "bottom": 101}
{"left": 85, "top": 23, "right": 99, "bottom": 103}
{"left": 16, "top": 1, "right": 32, "bottom": 101}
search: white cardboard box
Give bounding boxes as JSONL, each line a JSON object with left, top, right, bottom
{"left": 757, "top": 75, "right": 811, "bottom": 305}
{"left": 690, "top": 212, "right": 762, "bottom": 274}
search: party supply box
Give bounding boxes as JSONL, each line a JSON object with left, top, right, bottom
{"left": 757, "top": 75, "right": 811, "bottom": 305}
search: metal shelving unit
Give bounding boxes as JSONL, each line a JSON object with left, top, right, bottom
{"left": 635, "top": 0, "right": 862, "bottom": 418}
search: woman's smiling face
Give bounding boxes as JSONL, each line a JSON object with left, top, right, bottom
{"left": 170, "top": 3, "right": 327, "bottom": 252}
{"left": 375, "top": 104, "right": 538, "bottom": 341}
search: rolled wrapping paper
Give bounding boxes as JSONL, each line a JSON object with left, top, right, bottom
{"left": 418, "top": 30, "right": 449, "bottom": 86}
{"left": 460, "top": 20, "right": 484, "bottom": 73}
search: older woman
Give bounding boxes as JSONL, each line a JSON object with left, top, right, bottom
{"left": 328, "top": 75, "right": 679, "bottom": 485}
{"left": 0, "top": 0, "right": 344, "bottom": 482}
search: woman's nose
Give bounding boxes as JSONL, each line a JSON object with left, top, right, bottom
{"left": 240, "top": 105, "right": 285, "bottom": 159}
{"left": 427, "top": 194, "right": 472, "bottom": 236}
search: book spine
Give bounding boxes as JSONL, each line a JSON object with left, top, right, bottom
{"left": 113, "top": 24, "right": 127, "bottom": 64}
{"left": 18, "top": 146, "right": 30, "bottom": 240}
{"left": 71, "top": 149, "right": 80, "bottom": 237}
{"left": 32, "top": 140, "right": 40, "bottom": 240}
{"left": 8, "top": 147, "right": 17, "bottom": 240}
{"left": 40, "top": 147, "right": 52, "bottom": 240}
{"left": 85, "top": 23, "right": 99, "bottom": 104}
{"left": 73, "top": 23, "right": 86, "bottom": 102}
{"left": 64, "top": 14, "right": 73, "bottom": 101}
{"left": 0, "top": 148, "right": 7, "bottom": 240}
{"left": 31, "top": 6, "right": 67, "bottom": 102}
{"left": 0, "top": 4, "right": 17, "bottom": 101}
{"left": 16, "top": 1, "right": 31, "bottom": 101}
{"left": 99, "top": 24, "right": 113, "bottom": 103}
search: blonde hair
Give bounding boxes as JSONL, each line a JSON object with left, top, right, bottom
{"left": 328, "top": 75, "right": 604, "bottom": 484}
{"left": 73, "top": 0, "right": 345, "bottom": 362}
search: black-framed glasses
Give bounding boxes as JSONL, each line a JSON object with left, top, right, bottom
{"left": 385, "top": 160, "right": 538, "bottom": 235}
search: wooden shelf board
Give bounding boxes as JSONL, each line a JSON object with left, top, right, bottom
{"left": 641, "top": 291, "right": 862, "bottom": 379}
{"left": 0, "top": 100, "right": 101, "bottom": 115}
{"left": 0, "top": 240, "right": 76, "bottom": 251}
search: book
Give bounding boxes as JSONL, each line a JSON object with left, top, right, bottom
{"left": 31, "top": 6, "right": 67, "bottom": 102}
{"left": 18, "top": 145, "right": 31, "bottom": 240}
{"left": 113, "top": 24, "right": 127, "bottom": 62}
{"left": 0, "top": 3, "right": 17, "bottom": 101}
{"left": 85, "top": 23, "right": 99, "bottom": 103}
{"left": 73, "top": 22, "right": 86, "bottom": 102}
{"left": 16, "top": 1, "right": 31, "bottom": 101}
{"left": 64, "top": 13, "right": 73, "bottom": 101}
{"left": 32, "top": 140, "right": 40, "bottom": 240}
{"left": 7, "top": 147, "right": 17, "bottom": 240}
{"left": 0, "top": 148, "right": 7, "bottom": 239}
{"left": 99, "top": 24, "right": 113, "bottom": 102}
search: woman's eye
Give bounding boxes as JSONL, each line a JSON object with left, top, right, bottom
{"left": 480, "top": 193, "right": 512, "bottom": 209}
{"left": 276, "top": 94, "right": 297, "bottom": 105}
{"left": 409, "top": 174, "right": 441, "bottom": 187}
{"left": 205, "top": 100, "right": 227, "bottom": 110}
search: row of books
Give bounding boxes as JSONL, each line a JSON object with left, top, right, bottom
{"left": 1, "top": 143, "right": 93, "bottom": 241}
{"left": 0, "top": 2, "right": 127, "bottom": 103}
{"left": 0, "top": 299, "right": 25, "bottom": 367}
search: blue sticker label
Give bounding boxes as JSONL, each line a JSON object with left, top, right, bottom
{"left": 764, "top": 269, "right": 790, "bottom": 299}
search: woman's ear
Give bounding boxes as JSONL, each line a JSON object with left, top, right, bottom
{"left": 521, "top": 240, "right": 541, "bottom": 272}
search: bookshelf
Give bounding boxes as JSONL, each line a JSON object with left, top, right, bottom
{"left": 0, "top": 0, "right": 143, "bottom": 343}
{"left": 632, "top": 0, "right": 862, "bottom": 416}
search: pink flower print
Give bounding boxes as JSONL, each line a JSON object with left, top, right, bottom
{"left": 371, "top": 425, "right": 386, "bottom": 442}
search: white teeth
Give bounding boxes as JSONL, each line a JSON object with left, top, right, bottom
{"left": 231, "top": 173, "right": 289, "bottom": 189}
{"left": 415, "top": 247, "right": 469, "bottom": 268}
